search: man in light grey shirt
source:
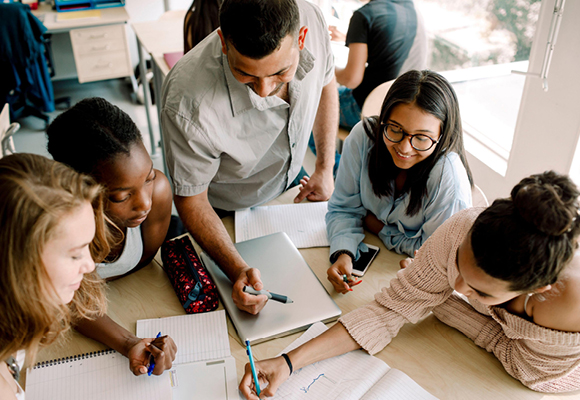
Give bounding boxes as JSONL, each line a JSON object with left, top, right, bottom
{"left": 161, "top": 0, "right": 338, "bottom": 314}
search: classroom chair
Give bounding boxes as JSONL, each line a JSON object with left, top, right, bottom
{"left": 0, "top": 104, "right": 18, "bottom": 159}
{"left": 337, "top": 79, "right": 395, "bottom": 152}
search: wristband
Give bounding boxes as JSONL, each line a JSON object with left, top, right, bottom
{"left": 281, "top": 353, "right": 293, "bottom": 375}
{"left": 330, "top": 249, "right": 355, "bottom": 264}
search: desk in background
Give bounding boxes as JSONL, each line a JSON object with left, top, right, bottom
{"left": 31, "top": 187, "right": 574, "bottom": 400}
{"left": 32, "top": 3, "right": 133, "bottom": 84}
{"left": 131, "top": 10, "right": 184, "bottom": 159}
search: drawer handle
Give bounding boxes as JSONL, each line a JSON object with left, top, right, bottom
{"left": 91, "top": 45, "right": 110, "bottom": 51}
{"left": 94, "top": 62, "right": 113, "bottom": 69}
{"left": 89, "top": 33, "right": 108, "bottom": 39}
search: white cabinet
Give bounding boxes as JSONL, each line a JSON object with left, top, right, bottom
{"left": 70, "top": 24, "right": 132, "bottom": 83}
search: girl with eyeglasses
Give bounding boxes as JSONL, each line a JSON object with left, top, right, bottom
{"left": 326, "top": 69, "right": 473, "bottom": 294}
{"left": 241, "top": 171, "right": 580, "bottom": 397}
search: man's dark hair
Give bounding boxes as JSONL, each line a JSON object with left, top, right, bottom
{"left": 46, "top": 97, "right": 142, "bottom": 177}
{"left": 219, "top": 0, "right": 300, "bottom": 59}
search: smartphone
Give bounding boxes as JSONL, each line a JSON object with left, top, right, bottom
{"left": 351, "top": 243, "right": 380, "bottom": 277}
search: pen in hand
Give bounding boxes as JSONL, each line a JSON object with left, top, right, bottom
{"left": 343, "top": 274, "right": 362, "bottom": 290}
{"left": 147, "top": 332, "right": 162, "bottom": 376}
{"left": 243, "top": 286, "right": 293, "bottom": 304}
{"left": 245, "top": 339, "right": 261, "bottom": 397}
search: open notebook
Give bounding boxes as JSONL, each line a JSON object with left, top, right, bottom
{"left": 268, "top": 322, "right": 439, "bottom": 400}
{"left": 26, "top": 310, "right": 239, "bottom": 400}
{"left": 136, "top": 310, "right": 239, "bottom": 400}
{"left": 235, "top": 202, "right": 329, "bottom": 248}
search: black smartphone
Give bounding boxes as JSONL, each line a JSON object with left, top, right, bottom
{"left": 352, "top": 244, "right": 380, "bottom": 277}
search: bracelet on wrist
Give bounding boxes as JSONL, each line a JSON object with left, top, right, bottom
{"left": 330, "top": 249, "right": 355, "bottom": 264}
{"left": 281, "top": 353, "right": 293, "bottom": 375}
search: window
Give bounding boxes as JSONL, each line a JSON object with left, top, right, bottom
{"left": 415, "top": 0, "right": 541, "bottom": 175}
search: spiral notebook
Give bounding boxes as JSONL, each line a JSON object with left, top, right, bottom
{"left": 26, "top": 310, "right": 238, "bottom": 400}
{"left": 26, "top": 349, "right": 171, "bottom": 400}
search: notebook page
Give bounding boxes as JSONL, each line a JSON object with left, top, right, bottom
{"left": 136, "top": 310, "right": 230, "bottom": 365}
{"left": 270, "top": 323, "right": 390, "bottom": 400}
{"left": 235, "top": 202, "right": 329, "bottom": 248}
{"left": 26, "top": 351, "right": 171, "bottom": 400}
{"left": 360, "top": 369, "right": 438, "bottom": 400}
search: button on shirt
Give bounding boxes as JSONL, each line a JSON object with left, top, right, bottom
{"left": 326, "top": 122, "right": 472, "bottom": 258}
{"left": 161, "top": 0, "right": 334, "bottom": 211}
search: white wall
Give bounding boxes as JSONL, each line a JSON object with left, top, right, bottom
{"left": 468, "top": 0, "right": 580, "bottom": 202}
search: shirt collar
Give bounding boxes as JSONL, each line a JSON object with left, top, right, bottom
{"left": 223, "top": 46, "right": 315, "bottom": 117}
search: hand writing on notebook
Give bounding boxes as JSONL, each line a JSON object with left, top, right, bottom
{"left": 327, "top": 254, "right": 362, "bottom": 294}
{"left": 233, "top": 268, "right": 268, "bottom": 314}
{"left": 293, "top": 172, "right": 333, "bottom": 204}
{"left": 127, "top": 334, "right": 177, "bottom": 376}
{"left": 240, "top": 356, "right": 291, "bottom": 399}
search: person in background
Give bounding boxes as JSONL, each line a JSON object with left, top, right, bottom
{"left": 0, "top": 153, "right": 109, "bottom": 400}
{"left": 183, "top": 0, "right": 222, "bottom": 53}
{"left": 46, "top": 97, "right": 177, "bottom": 376}
{"left": 241, "top": 170, "right": 580, "bottom": 397}
{"left": 326, "top": 70, "right": 472, "bottom": 294}
{"left": 308, "top": 0, "right": 427, "bottom": 175}
{"left": 331, "top": 0, "right": 427, "bottom": 130}
{"left": 161, "top": 0, "right": 338, "bottom": 315}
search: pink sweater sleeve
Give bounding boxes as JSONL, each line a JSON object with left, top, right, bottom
{"left": 433, "top": 293, "right": 580, "bottom": 393}
{"left": 339, "top": 208, "right": 479, "bottom": 355}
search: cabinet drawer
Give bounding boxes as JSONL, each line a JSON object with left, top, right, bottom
{"left": 70, "top": 24, "right": 125, "bottom": 46}
{"left": 76, "top": 51, "right": 132, "bottom": 83}
{"left": 72, "top": 37, "right": 126, "bottom": 55}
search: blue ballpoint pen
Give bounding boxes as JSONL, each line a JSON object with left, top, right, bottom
{"left": 245, "top": 339, "right": 261, "bottom": 397}
{"left": 147, "top": 332, "right": 162, "bottom": 376}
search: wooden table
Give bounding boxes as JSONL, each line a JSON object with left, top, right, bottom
{"left": 33, "top": 187, "right": 577, "bottom": 399}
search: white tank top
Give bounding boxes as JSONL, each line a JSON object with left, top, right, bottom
{"left": 96, "top": 226, "right": 144, "bottom": 280}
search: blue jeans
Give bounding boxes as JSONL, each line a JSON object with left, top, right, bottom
{"left": 338, "top": 86, "right": 362, "bottom": 130}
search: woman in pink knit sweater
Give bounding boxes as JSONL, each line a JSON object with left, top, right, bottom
{"left": 240, "top": 170, "right": 580, "bottom": 397}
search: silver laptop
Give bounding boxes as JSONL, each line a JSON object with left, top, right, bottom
{"left": 201, "top": 232, "right": 341, "bottom": 344}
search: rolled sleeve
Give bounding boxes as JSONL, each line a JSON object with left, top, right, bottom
{"left": 339, "top": 217, "right": 460, "bottom": 354}
{"left": 161, "top": 107, "right": 220, "bottom": 197}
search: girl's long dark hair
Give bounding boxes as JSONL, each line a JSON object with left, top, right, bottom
{"left": 184, "top": 0, "right": 222, "bottom": 53}
{"left": 471, "top": 171, "right": 580, "bottom": 292}
{"left": 365, "top": 70, "right": 473, "bottom": 216}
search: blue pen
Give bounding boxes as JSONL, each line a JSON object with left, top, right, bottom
{"left": 147, "top": 332, "right": 162, "bottom": 376}
{"left": 245, "top": 339, "right": 261, "bottom": 397}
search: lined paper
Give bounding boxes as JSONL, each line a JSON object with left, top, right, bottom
{"left": 235, "top": 202, "right": 329, "bottom": 248}
{"left": 270, "top": 323, "right": 437, "bottom": 400}
{"left": 136, "top": 310, "right": 231, "bottom": 365}
{"left": 360, "top": 369, "right": 438, "bottom": 400}
{"left": 26, "top": 351, "right": 171, "bottom": 400}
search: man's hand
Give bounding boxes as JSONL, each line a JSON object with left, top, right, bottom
{"left": 232, "top": 268, "right": 268, "bottom": 314}
{"left": 329, "top": 25, "right": 346, "bottom": 42}
{"left": 293, "top": 171, "right": 334, "bottom": 203}
{"left": 126, "top": 334, "right": 177, "bottom": 376}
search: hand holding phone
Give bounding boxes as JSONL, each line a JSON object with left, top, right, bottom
{"left": 351, "top": 244, "right": 380, "bottom": 277}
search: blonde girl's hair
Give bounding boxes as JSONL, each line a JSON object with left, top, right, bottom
{"left": 0, "top": 153, "right": 110, "bottom": 364}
